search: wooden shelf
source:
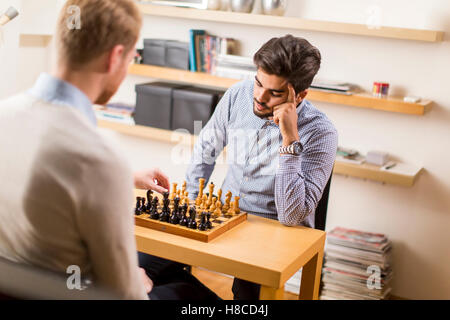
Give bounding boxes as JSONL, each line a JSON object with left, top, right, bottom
{"left": 98, "top": 120, "right": 423, "bottom": 187}
{"left": 333, "top": 160, "right": 422, "bottom": 187}
{"left": 98, "top": 119, "right": 197, "bottom": 147}
{"left": 128, "top": 64, "right": 433, "bottom": 115}
{"left": 137, "top": 3, "right": 444, "bottom": 43}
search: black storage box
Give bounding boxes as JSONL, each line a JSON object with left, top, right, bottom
{"left": 143, "top": 39, "right": 189, "bottom": 70}
{"left": 166, "top": 41, "right": 190, "bottom": 70}
{"left": 172, "top": 87, "right": 225, "bottom": 134}
{"left": 134, "top": 82, "right": 187, "bottom": 130}
{"left": 142, "top": 39, "right": 167, "bottom": 66}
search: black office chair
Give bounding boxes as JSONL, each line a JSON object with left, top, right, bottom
{"left": 314, "top": 175, "right": 332, "bottom": 231}
{"left": 0, "top": 257, "right": 116, "bottom": 300}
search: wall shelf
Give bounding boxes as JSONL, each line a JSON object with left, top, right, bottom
{"left": 98, "top": 120, "right": 423, "bottom": 187}
{"left": 333, "top": 160, "right": 422, "bottom": 187}
{"left": 128, "top": 64, "right": 433, "bottom": 115}
{"left": 137, "top": 3, "right": 444, "bottom": 43}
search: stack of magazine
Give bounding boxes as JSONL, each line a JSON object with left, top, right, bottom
{"left": 94, "top": 103, "right": 135, "bottom": 125}
{"left": 311, "top": 80, "right": 357, "bottom": 95}
{"left": 213, "top": 54, "right": 257, "bottom": 81}
{"left": 320, "top": 227, "right": 393, "bottom": 300}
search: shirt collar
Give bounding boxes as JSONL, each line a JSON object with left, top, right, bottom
{"left": 28, "top": 73, "right": 97, "bottom": 126}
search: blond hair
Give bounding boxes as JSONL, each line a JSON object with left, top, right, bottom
{"left": 56, "top": 0, "right": 142, "bottom": 67}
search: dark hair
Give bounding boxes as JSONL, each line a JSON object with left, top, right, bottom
{"left": 253, "top": 35, "right": 321, "bottom": 92}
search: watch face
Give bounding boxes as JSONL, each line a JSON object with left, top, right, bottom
{"left": 294, "top": 142, "right": 302, "bottom": 154}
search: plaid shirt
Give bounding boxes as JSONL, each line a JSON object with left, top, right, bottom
{"left": 185, "top": 80, "right": 338, "bottom": 227}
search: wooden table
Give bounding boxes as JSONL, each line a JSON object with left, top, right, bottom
{"left": 134, "top": 190, "right": 326, "bottom": 300}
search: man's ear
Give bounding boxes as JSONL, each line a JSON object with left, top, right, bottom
{"left": 107, "top": 44, "right": 125, "bottom": 73}
{"left": 296, "top": 89, "right": 308, "bottom": 103}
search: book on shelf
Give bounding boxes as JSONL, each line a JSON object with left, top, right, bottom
{"left": 189, "top": 29, "right": 205, "bottom": 72}
{"left": 189, "top": 29, "right": 237, "bottom": 73}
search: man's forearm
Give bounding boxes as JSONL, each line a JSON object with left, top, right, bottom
{"left": 275, "top": 155, "right": 315, "bottom": 226}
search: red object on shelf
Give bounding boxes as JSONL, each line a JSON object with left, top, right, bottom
{"left": 373, "top": 82, "right": 390, "bottom": 98}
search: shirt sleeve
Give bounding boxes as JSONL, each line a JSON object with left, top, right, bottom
{"left": 77, "top": 150, "right": 148, "bottom": 300}
{"left": 275, "top": 127, "right": 338, "bottom": 226}
{"left": 185, "top": 88, "right": 231, "bottom": 199}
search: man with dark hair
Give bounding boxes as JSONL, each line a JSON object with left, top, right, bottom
{"left": 184, "top": 34, "right": 338, "bottom": 299}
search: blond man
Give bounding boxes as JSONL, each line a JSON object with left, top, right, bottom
{"left": 0, "top": 0, "right": 168, "bottom": 299}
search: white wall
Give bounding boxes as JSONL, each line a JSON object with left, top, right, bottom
{"left": 1, "top": 0, "right": 449, "bottom": 299}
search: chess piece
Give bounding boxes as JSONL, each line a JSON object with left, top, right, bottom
{"left": 173, "top": 196, "right": 180, "bottom": 215}
{"left": 201, "top": 194, "right": 208, "bottom": 211}
{"left": 233, "top": 196, "right": 241, "bottom": 214}
{"left": 209, "top": 197, "right": 217, "bottom": 212}
{"left": 159, "top": 208, "right": 170, "bottom": 222}
{"left": 135, "top": 197, "right": 143, "bottom": 216}
{"left": 145, "top": 190, "right": 153, "bottom": 212}
{"left": 182, "top": 191, "right": 189, "bottom": 205}
{"left": 170, "top": 183, "right": 178, "bottom": 200}
{"left": 188, "top": 207, "right": 198, "bottom": 229}
{"left": 181, "top": 181, "right": 187, "bottom": 194}
{"left": 160, "top": 192, "right": 171, "bottom": 222}
{"left": 170, "top": 206, "right": 181, "bottom": 225}
{"left": 139, "top": 198, "right": 147, "bottom": 213}
{"left": 217, "top": 189, "right": 222, "bottom": 203}
{"left": 150, "top": 198, "right": 160, "bottom": 220}
{"left": 227, "top": 202, "right": 236, "bottom": 216}
{"left": 180, "top": 206, "right": 190, "bottom": 227}
{"left": 213, "top": 201, "right": 222, "bottom": 218}
{"left": 198, "top": 212, "right": 208, "bottom": 231}
{"left": 207, "top": 182, "right": 215, "bottom": 207}
{"left": 206, "top": 212, "right": 212, "bottom": 229}
{"left": 198, "top": 178, "right": 206, "bottom": 197}
{"left": 223, "top": 191, "right": 232, "bottom": 212}
{"left": 196, "top": 178, "right": 206, "bottom": 206}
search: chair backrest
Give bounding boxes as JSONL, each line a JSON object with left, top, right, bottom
{"left": 314, "top": 175, "right": 332, "bottom": 231}
{"left": 0, "top": 256, "right": 116, "bottom": 300}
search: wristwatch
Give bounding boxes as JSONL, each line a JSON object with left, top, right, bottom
{"left": 279, "top": 141, "right": 303, "bottom": 155}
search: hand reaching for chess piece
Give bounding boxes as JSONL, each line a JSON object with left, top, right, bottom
{"left": 133, "top": 168, "right": 170, "bottom": 194}
{"left": 139, "top": 268, "right": 154, "bottom": 294}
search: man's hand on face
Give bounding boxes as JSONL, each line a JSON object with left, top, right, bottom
{"left": 272, "top": 84, "right": 304, "bottom": 147}
{"left": 134, "top": 168, "right": 170, "bottom": 194}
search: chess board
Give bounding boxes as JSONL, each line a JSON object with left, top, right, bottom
{"left": 134, "top": 188, "right": 247, "bottom": 243}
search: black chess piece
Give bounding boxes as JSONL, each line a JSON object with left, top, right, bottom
{"left": 150, "top": 198, "right": 160, "bottom": 220}
{"left": 140, "top": 198, "right": 146, "bottom": 213}
{"left": 162, "top": 192, "right": 170, "bottom": 210}
{"left": 179, "top": 206, "right": 189, "bottom": 227}
{"left": 160, "top": 207, "right": 170, "bottom": 223}
{"left": 135, "top": 197, "right": 143, "bottom": 216}
{"left": 159, "top": 192, "right": 171, "bottom": 222}
{"left": 187, "top": 207, "right": 197, "bottom": 229}
{"left": 145, "top": 190, "right": 153, "bottom": 212}
{"left": 173, "top": 196, "right": 180, "bottom": 214}
{"left": 206, "top": 212, "right": 212, "bottom": 229}
{"left": 198, "top": 212, "right": 208, "bottom": 231}
{"left": 170, "top": 206, "right": 181, "bottom": 225}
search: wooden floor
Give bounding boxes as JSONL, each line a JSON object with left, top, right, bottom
{"left": 192, "top": 267, "right": 404, "bottom": 300}
{"left": 192, "top": 267, "right": 299, "bottom": 300}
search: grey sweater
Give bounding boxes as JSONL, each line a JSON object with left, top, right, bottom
{"left": 0, "top": 93, "right": 147, "bottom": 299}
